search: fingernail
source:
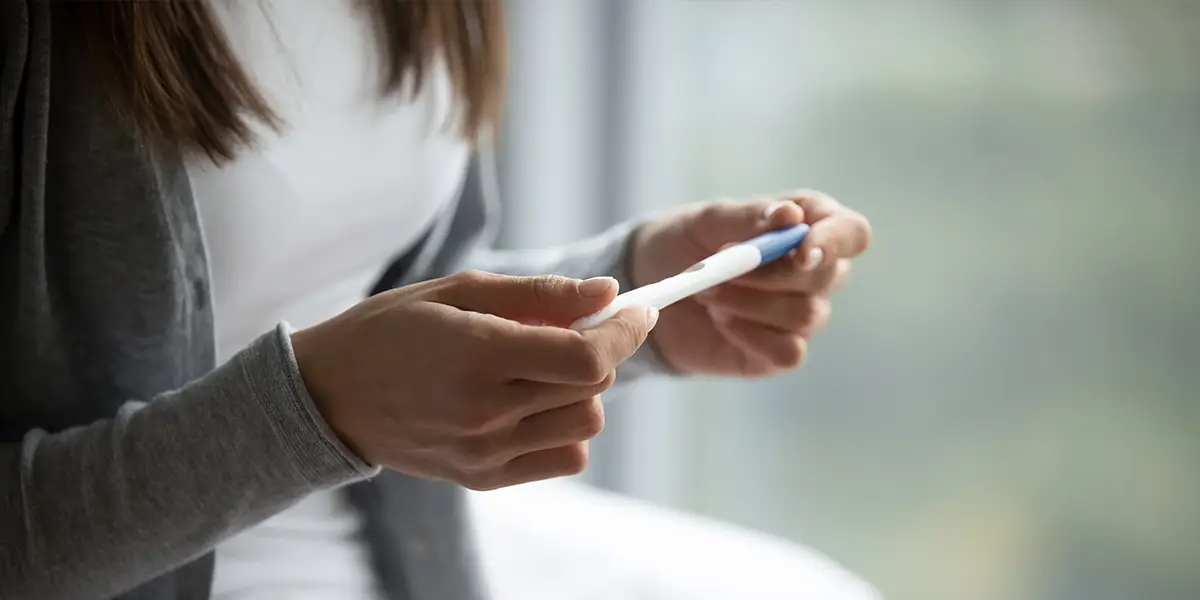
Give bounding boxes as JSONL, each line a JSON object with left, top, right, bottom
{"left": 645, "top": 306, "right": 660, "bottom": 329}
{"left": 579, "top": 276, "right": 617, "bottom": 297}
{"left": 802, "top": 248, "right": 825, "bottom": 271}
{"left": 762, "top": 200, "right": 791, "bottom": 221}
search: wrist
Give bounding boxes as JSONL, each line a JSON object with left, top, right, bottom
{"left": 289, "top": 325, "right": 376, "bottom": 468}
{"left": 625, "top": 218, "right": 660, "bottom": 290}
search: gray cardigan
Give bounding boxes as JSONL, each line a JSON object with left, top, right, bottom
{"left": 1, "top": 4, "right": 667, "bottom": 599}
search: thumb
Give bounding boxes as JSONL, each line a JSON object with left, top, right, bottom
{"left": 577, "top": 304, "right": 659, "bottom": 368}
{"left": 688, "top": 198, "right": 806, "bottom": 250}
{"left": 433, "top": 271, "right": 619, "bottom": 325}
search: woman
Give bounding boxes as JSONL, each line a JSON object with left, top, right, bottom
{"left": 0, "top": 2, "right": 872, "bottom": 599}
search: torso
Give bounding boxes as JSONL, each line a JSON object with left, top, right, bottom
{"left": 186, "top": 1, "right": 469, "bottom": 597}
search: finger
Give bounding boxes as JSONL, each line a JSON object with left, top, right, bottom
{"left": 710, "top": 309, "right": 808, "bottom": 370}
{"left": 802, "top": 213, "right": 872, "bottom": 263}
{"left": 478, "top": 305, "right": 657, "bottom": 386}
{"left": 827, "top": 259, "right": 852, "bottom": 295}
{"left": 431, "top": 271, "right": 619, "bottom": 325}
{"left": 503, "top": 372, "right": 615, "bottom": 415}
{"left": 781, "top": 190, "right": 871, "bottom": 261}
{"left": 707, "top": 311, "right": 775, "bottom": 377}
{"left": 686, "top": 198, "right": 805, "bottom": 251}
{"left": 763, "top": 197, "right": 808, "bottom": 229}
{"left": 573, "top": 304, "right": 659, "bottom": 377}
{"left": 697, "top": 289, "right": 831, "bottom": 337}
{"left": 731, "top": 256, "right": 852, "bottom": 294}
{"left": 727, "top": 253, "right": 842, "bottom": 293}
{"left": 441, "top": 309, "right": 598, "bottom": 385}
{"left": 783, "top": 188, "right": 846, "bottom": 223}
{"left": 479, "top": 442, "right": 590, "bottom": 489}
{"left": 508, "top": 397, "right": 605, "bottom": 455}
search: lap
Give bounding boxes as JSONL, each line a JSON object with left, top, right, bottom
{"left": 467, "top": 479, "right": 882, "bottom": 600}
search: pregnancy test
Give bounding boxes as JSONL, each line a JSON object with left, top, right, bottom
{"left": 569, "top": 223, "right": 811, "bottom": 330}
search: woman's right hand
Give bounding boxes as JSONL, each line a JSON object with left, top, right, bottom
{"left": 290, "top": 271, "right": 656, "bottom": 491}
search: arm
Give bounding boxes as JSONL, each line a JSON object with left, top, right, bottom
{"left": 4, "top": 11, "right": 371, "bottom": 595}
{"left": 0, "top": 326, "right": 377, "bottom": 599}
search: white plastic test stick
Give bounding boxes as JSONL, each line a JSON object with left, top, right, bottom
{"left": 569, "top": 223, "right": 810, "bottom": 331}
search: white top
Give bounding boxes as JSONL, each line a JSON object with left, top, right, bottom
{"left": 186, "top": 1, "right": 469, "bottom": 598}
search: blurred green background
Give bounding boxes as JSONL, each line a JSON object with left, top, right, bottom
{"left": 672, "top": 2, "right": 1200, "bottom": 599}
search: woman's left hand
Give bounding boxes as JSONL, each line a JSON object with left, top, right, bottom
{"left": 629, "top": 190, "right": 871, "bottom": 377}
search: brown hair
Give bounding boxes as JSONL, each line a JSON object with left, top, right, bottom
{"left": 80, "top": 1, "right": 507, "bottom": 162}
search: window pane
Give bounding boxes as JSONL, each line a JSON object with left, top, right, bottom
{"left": 674, "top": 2, "right": 1200, "bottom": 599}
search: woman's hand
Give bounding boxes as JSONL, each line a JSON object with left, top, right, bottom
{"left": 630, "top": 190, "right": 871, "bottom": 377}
{"left": 291, "top": 271, "right": 657, "bottom": 490}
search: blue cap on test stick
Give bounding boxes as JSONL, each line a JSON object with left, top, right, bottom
{"left": 742, "top": 223, "right": 811, "bottom": 264}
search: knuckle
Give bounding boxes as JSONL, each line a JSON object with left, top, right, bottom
{"left": 529, "top": 275, "right": 571, "bottom": 302}
{"left": 592, "top": 371, "right": 617, "bottom": 394}
{"left": 455, "top": 435, "right": 504, "bottom": 468}
{"left": 779, "top": 338, "right": 808, "bottom": 368}
{"left": 816, "top": 299, "right": 833, "bottom": 323}
{"left": 624, "top": 313, "right": 650, "bottom": 343}
{"left": 568, "top": 338, "right": 609, "bottom": 384}
{"left": 573, "top": 398, "right": 606, "bottom": 439}
{"left": 853, "top": 214, "right": 873, "bottom": 250}
{"left": 455, "top": 405, "right": 500, "bottom": 435}
{"left": 558, "top": 443, "right": 590, "bottom": 476}
{"left": 827, "top": 260, "right": 853, "bottom": 293}
{"left": 698, "top": 201, "right": 727, "bottom": 223}
{"left": 794, "top": 188, "right": 837, "bottom": 205}
{"left": 453, "top": 269, "right": 489, "bottom": 286}
{"left": 814, "top": 264, "right": 840, "bottom": 287}
{"left": 610, "top": 315, "right": 646, "bottom": 355}
{"left": 528, "top": 276, "right": 551, "bottom": 303}
{"left": 800, "top": 299, "right": 832, "bottom": 335}
{"left": 785, "top": 304, "right": 813, "bottom": 330}
{"left": 458, "top": 471, "right": 500, "bottom": 492}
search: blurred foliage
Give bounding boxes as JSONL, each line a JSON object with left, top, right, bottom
{"left": 673, "top": 2, "right": 1200, "bottom": 599}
